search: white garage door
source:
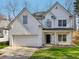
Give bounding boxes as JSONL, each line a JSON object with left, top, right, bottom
{"left": 13, "top": 35, "right": 42, "bottom": 47}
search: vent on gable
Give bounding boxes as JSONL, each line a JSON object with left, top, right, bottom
{"left": 51, "top": 16, "right": 56, "bottom": 19}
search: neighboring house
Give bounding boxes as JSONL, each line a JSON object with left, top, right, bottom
{"left": 9, "top": 2, "right": 75, "bottom": 47}
{"left": 0, "top": 15, "right": 9, "bottom": 42}
{"left": 76, "top": 14, "right": 79, "bottom": 30}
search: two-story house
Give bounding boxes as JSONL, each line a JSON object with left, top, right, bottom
{"left": 9, "top": 2, "right": 75, "bottom": 47}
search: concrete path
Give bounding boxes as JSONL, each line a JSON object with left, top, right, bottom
{"left": 0, "top": 46, "right": 38, "bottom": 59}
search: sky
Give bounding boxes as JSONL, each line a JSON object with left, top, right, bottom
{"left": 0, "top": 0, "right": 73, "bottom": 17}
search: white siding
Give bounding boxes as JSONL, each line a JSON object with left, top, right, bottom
{"left": 42, "top": 4, "right": 74, "bottom": 28}
{"left": 16, "top": 11, "right": 41, "bottom": 34}
{"left": 10, "top": 9, "right": 43, "bottom": 47}
{"left": 42, "top": 3, "right": 74, "bottom": 45}
{"left": 55, "top": 32, "right": 73, "bottom": 45}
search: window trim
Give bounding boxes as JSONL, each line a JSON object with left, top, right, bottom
{"left": 46, "top": 19, "right": 52, "bottom": 27}
{"left": 58, "top": 20, "right": 67, "bottom": 27}
{"left": 58, "top": 34, "right": 66, "bottom": 42}
{"left": 63, "top": 20, "right": 66, "bottom": 26}
{"left": 58, "top": 20, "right": 62, "bottom": 26}
{"left": 23, "top": 16, "right": 27, "bottom": 24}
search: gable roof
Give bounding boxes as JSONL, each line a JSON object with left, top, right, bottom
{"left": 47, "top": 1, "right": 73, "bottom": 16}
{"left": 9, "top": 7, "right": 41, "bottom": 27}
{"left": 8, "top": 8, "right": 26, "bottom": 26}
{"left": 33, "top": 2, "right": 73, "bottom": 17}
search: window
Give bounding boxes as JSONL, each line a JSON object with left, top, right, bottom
{"left": 63, "top": 35, "right": 66, "bottom": 41}
{"left": 46, "top": 20, "right": 52, "bottom": 27}
{"left": 0, "top": 29, "right": 3, "bottom": 38}
{"left": 63, "top": 20, "right": 66, "bottom": 26}
{"left": 58, "top": 35, "right": 62, "bottom": 42}
{"left": 58, "top": 34, "right": 66, "bottom": 42}
{"left": 58, "top": 20, "right": 62, "bottom": 26}
{"left": 58, "top": 20, "right": 66, "bottom": 27}
{"left": 23, "top": 16, "right": 27, "bottom": 24}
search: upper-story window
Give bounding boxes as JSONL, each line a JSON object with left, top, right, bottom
{"left": 46, "top": 20, "right": 52, "bottom": 27}
{"left": 58, "top": 20, "right": 66, "bottom": 27}
{"left": 23, "top": 16, "right": 27, "bottom": 24}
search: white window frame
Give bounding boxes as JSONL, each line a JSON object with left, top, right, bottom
{"left": 58, "top": 34, "right": 67, "bottom": 42}
{"left": 23, "top": 16, "right": 27, "bottom": 24}
{"left": 58, "top": 20, "right": 67, "bottom": 27}
{"left": 46, "top": 19, "right": 52, "bottom": 27}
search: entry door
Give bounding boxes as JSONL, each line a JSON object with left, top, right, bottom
{"left": 46, "top": 34, "right": 51, "bottom": 44}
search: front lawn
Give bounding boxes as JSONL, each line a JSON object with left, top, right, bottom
{"left": 30, "top": 47, "right": 79, "bottom": 59}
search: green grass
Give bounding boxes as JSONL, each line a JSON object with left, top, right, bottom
{"left": 30, "top": 47, "right": 79, "bottom": 59}
{"left": 0, "top": 42, "right": 9, "bottom": 49}
{"left": 0, "top": 45, "right": 8, "bottom": 49}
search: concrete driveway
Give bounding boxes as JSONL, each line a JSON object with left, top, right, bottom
{"left": 0, "top": 46, "right": 38, "bottom": 59}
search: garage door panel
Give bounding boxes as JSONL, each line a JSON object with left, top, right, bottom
{"left": 13, "top": 35, "right": 42, "bottom": 47}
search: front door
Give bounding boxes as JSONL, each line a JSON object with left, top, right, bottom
{"left": 46, "top": 34, "right": 51, "bottom": 44}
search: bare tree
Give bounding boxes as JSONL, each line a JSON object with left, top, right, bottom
{"left": 4, "top": 0, "right": 18, "bottom": 21}
{"left": 65, "top": 0, "right": 74, "bottom": 12}
{"left": 23, "top": 0, "right": 38, "bottom": 13}
{"left": 24, "top": 0, "right": 28, "bottom": 8}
